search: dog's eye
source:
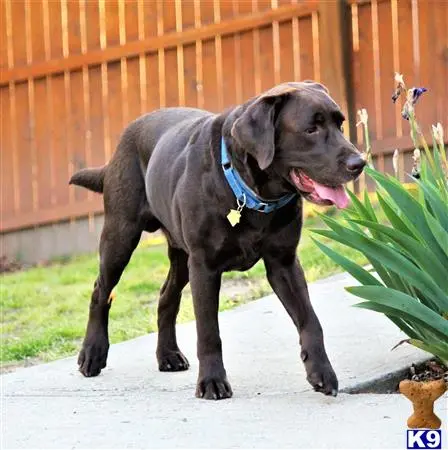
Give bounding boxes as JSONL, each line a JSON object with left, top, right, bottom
{"left": 305, "top": 126, "right": 318, "bottom": 134}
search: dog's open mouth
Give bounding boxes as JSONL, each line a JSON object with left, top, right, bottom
{"left": 290, "top": 169, "right": 349, "bottom": 209}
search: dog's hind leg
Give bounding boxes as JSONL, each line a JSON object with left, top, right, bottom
{"left": 156, "top": 246, "right": 190, "bottom": 371}
{"left": 78, "top": 216, "right": 142, "bottom": 377}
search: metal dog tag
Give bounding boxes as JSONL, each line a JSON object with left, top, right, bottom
{"left": 227, "top": 194, "right": 246, "bottom": 227}
{"left": 227, "top": 209, "right": 241, "bottom": 227}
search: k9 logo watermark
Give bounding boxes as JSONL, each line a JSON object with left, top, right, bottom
{"left": 407, "top": 429, "right": 442, "bottom": 449}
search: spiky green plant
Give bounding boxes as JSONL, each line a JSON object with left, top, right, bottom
{"left": 312, "top": 78, "right": 448, "bottom": 365}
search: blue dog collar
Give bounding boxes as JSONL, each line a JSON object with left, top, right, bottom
{"left": 221, "top": 137, "right": 296, "bottom": 213}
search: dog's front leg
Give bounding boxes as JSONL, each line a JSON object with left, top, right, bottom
{"left": 264, "top": 252, "right": 338, "bottom": 396}
{"left": 189, "top": 255, "right": 233, "bottom": 400}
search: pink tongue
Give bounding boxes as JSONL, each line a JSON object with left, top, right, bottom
{"left": 314, "top": 182, "right": 350, "bottom": 209}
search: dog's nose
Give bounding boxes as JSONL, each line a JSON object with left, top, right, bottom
{"left": 346, "top": 154, "right": 366, "bottom": 174}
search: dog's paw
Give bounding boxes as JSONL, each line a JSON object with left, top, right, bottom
{"left": 196, "top": 375, "right": 233, "bottom": 400}
{"left": 158, "top": 350, "right": 190, "bottom": 372}
{"left": 78, "top": 336, "right": 109, "bottom": 377}
{"left": 301, "top": 350, "right": 338, "bottom": 397}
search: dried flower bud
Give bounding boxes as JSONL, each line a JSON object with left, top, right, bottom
{"left": 392, "top": 73, "right": 406, "bottom": 103}
{"left": 412, "top": 148, "right": 421, "bottom": 179}
{"left": 432, "top": 123, "right": 444, "bottom": 147}
{"left": 412, "top": 148, "right": 421, "bottom": 165}
{"left": 393, "top": 149, "right": 399, "bottom": 177}
{"left": 394, "top": 72, "right": 405, "bottom": 87}
{"left": 356, "top": 108, "right": 368, "bottom": 127}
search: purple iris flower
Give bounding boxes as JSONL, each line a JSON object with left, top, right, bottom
{"left": 401, "top": 87, "right": 427, "bottom": 120}
{"left": 412, "top": 87, "right": 427, "bottom": 102}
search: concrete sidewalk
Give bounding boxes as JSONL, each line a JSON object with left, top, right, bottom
{"left": 2, "top": 273, "right": 447, "bottom": 449}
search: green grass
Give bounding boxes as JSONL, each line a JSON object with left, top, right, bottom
{"left": 0, "top": 212, "right": 366, "bottom": 368}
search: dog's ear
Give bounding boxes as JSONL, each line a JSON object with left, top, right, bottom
{"left": 230, "top": 98, "right": 276, "bottom": 170}
{"left": 231, "top": 86, "right": 296, "bottom": 170}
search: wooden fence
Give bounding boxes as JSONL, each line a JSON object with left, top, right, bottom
{"left": 1, "top": 0, "right": 447, "bottom": 234}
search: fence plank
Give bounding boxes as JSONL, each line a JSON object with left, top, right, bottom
{"left": 183, "top": 43, "right": 197, "bottom": 107}
{"left": 271, "top": 0, "right": 281, "bottom": 85}
{"left": 298, "top": 16, "right": 314, "bottom": 80}
{"left": 181, "top": 0, "right": 195, "bottom": 29}
{"left": 107, "top": 61, "right": 124, "bottom": 154}
{"left": 318, "top": 0, "right": 351, "bottom": 116}
{"left": 175, "top": 0, "right": 185, "bottom": 107}
{"left": 126, "top": 56, "right": 142, "bottom": 121}
{"left": 0, "top": 88, "right": 14, "bottom": 216}
{"left": 221, "top": 35, "right": 237, "bottom": 106}
{"left": 30, "top": 0, "right": 45, "bottom": 63}
{"left": 11, "top": 1, "right": 27, "bottom": 66}
{"left": 1, "top": 2, "right": 8, "bottom": 70}
{"left": 390, "top": 0, "right": 402, "bottom": 138}
{"left": 202, "top": 39, "right": 218, "bottom": 111}
{"left": 377, "top": 0, "right": 395, "bottom": 140}
{"left": 88, "top": 67, "right": 106, "bottom": 169}
{"left": 231, "top": 0, "right": 243, "bottom": 105}
{"left": 14, "top": 83, "right": 33, "bottom": 214}
{"left": 194, "top": 0, "right": 204, "bottom": 108}
{"left": 51, "top": 74, "right": 70, "bottom": 208}
{"left": 85, "top": 1, "right": 100, "bottom": 51}
{"left": 137, "top": 0, "right": 147, "bottom": 115}
{"left": 279, "top": 20, "right": 294, "bottom": 82}
{"left": 252, "top": 1, "right": 262, "bottom": 94}
{"left": 69, "top": 70, "right": 87, "bottom": 204}
{"left": 260, "top": 25, "right": 275, "bottom": 91}
{"left": 292, "top": 13, "right": 301, "bottom": 80}
{"left": 145, "top": 53, "right": 160, "bottom": 113}
{"left": 356, "top": 3, "right": 377, "bottom": 140}
{"left": 105, "top": 0, "right": 120, "bottom": 47}
{"left": 34, "top": 78, "right": 53, "bottom": 209}
{"left": 214, "top": 0, "right": 224, "bottom": 111}
{"left": 67, "top": 1, "right": 81, "bottom": 56}
{"left": 124, "top": 0, "right": 139, "bottom": 43}
{"left": 416, "top": 0, "right": 436, "bottom": 130}
{"left": 157, "top": 0, "right": 166, "bottom": 108}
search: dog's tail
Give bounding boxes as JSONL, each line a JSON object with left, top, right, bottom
{"left": 69, "top": 166, "right": 106, "bottom": 194}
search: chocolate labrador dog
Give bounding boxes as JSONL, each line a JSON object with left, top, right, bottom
{"left": 70, "top": 81, "right": 365, "bottom": 400}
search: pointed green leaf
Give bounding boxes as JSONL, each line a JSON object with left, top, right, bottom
{"left": 348, "top": 286, "right": 448, "bottom": 341}
{"left": 363, "top": 189, "right": 378, "bottom": 222}
{"left": 346, "top": 190, "right": 371, "bottom": 220}
{"left": 416, "top": 179, "right": 448, "bottom": 231}
{"left": 423, "top": 208, "right": 448, "bottom": 262}
{"left": 386, "top": 316, "right": 420, "bottom": 340}
{"left": 311, "top": 238, "right": 381, "bottom": 287}
{"left": 376, "top": 191, "right": 417, "bottom": 238}
{"left": 409, "top": 339, "right": 448, "bottom": 365}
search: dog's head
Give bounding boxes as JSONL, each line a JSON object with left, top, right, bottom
{"left": 230, "top": 82, "right": 365, "bottom": 208}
